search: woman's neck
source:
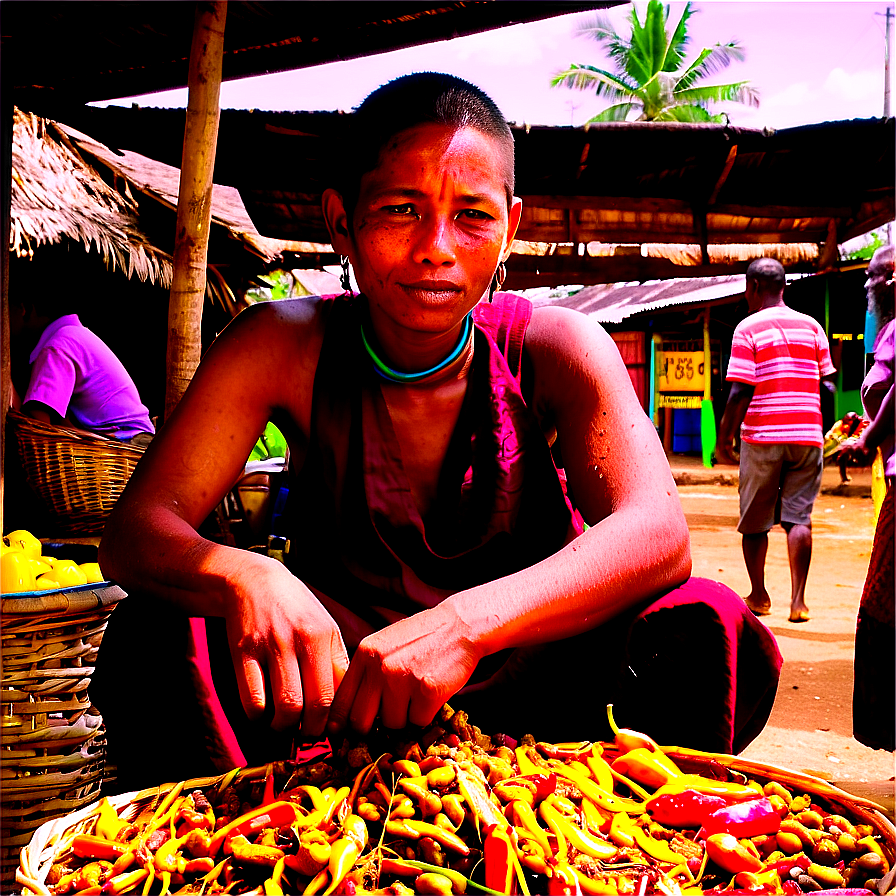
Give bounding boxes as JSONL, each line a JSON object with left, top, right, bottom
{"left": 360, "top": 310, "right": 474, "bottom": 386}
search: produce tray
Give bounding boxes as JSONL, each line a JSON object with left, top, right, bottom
{"left": 16, "top": 712, "right": 895, "bottom": 896}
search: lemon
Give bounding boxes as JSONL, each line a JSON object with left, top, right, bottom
{"left": 4, "top": 530, "right": 42, "bottom": 560}
{"left": 49, "top": 560, "right": 88, "bottom": 588}
{"left": 29, "top": 557, "right": 54, "bottom": 577}
{"left": 79, "top": 562, "right": 105, "bottom": 584}
{"left": 34, "top": 575, "right": 61, "bottom": 591}
{"left": 1, "top": 551, "right": 37, "bottom": 593}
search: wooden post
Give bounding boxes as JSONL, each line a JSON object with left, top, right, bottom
{"left": 164, "top": 1, "right": 227, "bottom": 423}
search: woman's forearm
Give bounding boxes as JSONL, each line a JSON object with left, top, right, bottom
{"left": 448, "top": 495, "right": 691, "bottom": 659}
{"left": 99, "top": 505, "right": 264, "bottom": 617}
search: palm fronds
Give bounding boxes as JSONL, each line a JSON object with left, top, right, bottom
{"left": 10, "top": 108, "right": 171, "bottom": 286}
{"left": 552, "top": 1, "right": 759, "bottom": 123}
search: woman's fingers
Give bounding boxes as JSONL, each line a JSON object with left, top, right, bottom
{"left": 233, "top": 651, "right": 267, "bottom": 722}
{"left": 268, "top": 641, "right": 305, "bottom": 732}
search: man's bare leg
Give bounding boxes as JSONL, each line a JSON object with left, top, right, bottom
{"left": 783, "top": 522, "right": 812, "bottom": 622}
{"left": 742, "top": 531, "right": 771, "bottom": 616}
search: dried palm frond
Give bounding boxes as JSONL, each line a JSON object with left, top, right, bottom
{"left": 10, "top": 107, "right": 171, "bottom": 287}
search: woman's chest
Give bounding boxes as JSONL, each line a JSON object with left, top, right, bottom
{"left": 380, "top": 379, "right": 468, "bottom": 519}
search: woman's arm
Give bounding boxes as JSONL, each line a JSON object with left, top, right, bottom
{"left": 99, "top": 299, "right": 348, "bottom": 737}
{"left": 840, "top": 383, "right": 895, "bottom": 466}
{"left": 328, "top": 307, "right": 690, "bottom": 733}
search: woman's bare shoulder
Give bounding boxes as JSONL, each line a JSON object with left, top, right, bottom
{"left": 526, "top": 305, "right": 623, "bottom": 378}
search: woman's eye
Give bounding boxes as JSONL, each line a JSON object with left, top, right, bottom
{"left": 460, "top": 208, "right": 493, "bottom": 221}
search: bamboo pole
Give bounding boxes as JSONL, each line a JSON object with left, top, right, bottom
{"left": 164, "top": 1, "right": 227, "bottom": 423}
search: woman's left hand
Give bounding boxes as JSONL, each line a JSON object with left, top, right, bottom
{"left": 326, "top": 601, "right": 480, "bottom": 734}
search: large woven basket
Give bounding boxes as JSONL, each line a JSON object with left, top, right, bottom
{"left": 17, "top": 745, "right": 895, "bottom": 895}
{"left": 1, "top": 581, "right": 127, "bottom": 887}
{"left": 18, "top": 763, "right": 280, "bottom": 895}
{"left": 8, "top": 410, "right": 147, "bottom": 535}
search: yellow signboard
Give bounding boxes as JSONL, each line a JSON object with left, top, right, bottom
{"left": 657, "top": 350, "right": 705, "bottom": 393}
{"left": 656, "top": 394, "right": 703, "bottom": 409}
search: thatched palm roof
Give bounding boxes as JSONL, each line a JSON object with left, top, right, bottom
{"left": 10, "top": 107, "right": 170, "bottom": 287}
{"left": 10, "top": 107, "right": 300, "bottom": 314}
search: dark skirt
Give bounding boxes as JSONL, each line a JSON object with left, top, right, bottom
{"left": 853, "top": 479, "right": 895, "bottom": 752}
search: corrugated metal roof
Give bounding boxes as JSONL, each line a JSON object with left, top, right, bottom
{"left": 534, "top": 276, "right": 747, "bottom": 323}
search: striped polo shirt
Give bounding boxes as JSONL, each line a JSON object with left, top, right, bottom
{"left": 726, "top": 305, "right": 835, "bottom": 447}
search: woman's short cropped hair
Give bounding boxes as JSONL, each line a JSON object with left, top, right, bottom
{"left": 336, "top": 72, "right": 515, "bottom": 221}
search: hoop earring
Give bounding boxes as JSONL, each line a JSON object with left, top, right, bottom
{"left": 488, "top": 261, "right": 507, "bottom": 303}
{"left": 340, "top": 255, "right": 352, "bottom": 293}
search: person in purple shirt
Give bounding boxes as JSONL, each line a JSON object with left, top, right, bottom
{"left": 11, "top": 294, "right": 154, "bottom": 444}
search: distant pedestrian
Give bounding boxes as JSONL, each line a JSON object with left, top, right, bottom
{"left": 838, "top": 244, "right": 894, "bottom": 751}
{"left": 716, "top": 258, "right": 836, "bottom": 623}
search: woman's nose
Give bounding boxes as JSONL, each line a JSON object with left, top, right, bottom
{"left": 412, "top": 216, "right": 456, "bottom": 266}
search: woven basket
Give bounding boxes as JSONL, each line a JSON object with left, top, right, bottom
{"left": 1, "top": 583, "right": 127, "bottom": 887}
{"left": 8, "top": 410, "right": 146, "bottom": 535}
{"left": 18, "top": 763, "right": 282, "bottom": 895}
{"left": 16, "top": 745, "right": 895, "bottom": 895}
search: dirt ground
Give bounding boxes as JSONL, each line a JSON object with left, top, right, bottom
{"left": 675, "top": 463, "right": 895, "bottom": 818}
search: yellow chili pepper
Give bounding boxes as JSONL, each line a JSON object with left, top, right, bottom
{"left": 608, "top": 813, "right": 635, "bottom": 848}
{"left": 538, "top": 798, "right": 569, "bottom": 864}
{"left": 386, "top": 818, "right": 472, "bottom": 855}
{"left": 515, "top": 745, "right": 543, "bottom": 776}
{"left": 95, "top": 798, "right": 131, "bottom": 842}
{"left": 153, "top": 834, "right": 187, "bottom": 874}
{"left": 540, "top": 799, "right": 618, "bottom": 861}
{"left": 631, "top": 825, "right": 689, "bottom": 865}
{"left": 510, "top": 799, "right": 551, "bottom": 856}
{"left": 610, "top": 747, "right": 682, "bottom": 788}
{"left": 586, "top": 750, "right": 616, "bottom": 793}
{"left": 549, "top": 762, "right": 645, "bottom": 815}
{"left": 322, "top": 814, "right": 367, "bottom": 896}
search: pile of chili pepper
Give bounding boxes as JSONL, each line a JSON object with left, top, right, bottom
{"left": 36, "top": 705, "right": 893, "bottom": 896}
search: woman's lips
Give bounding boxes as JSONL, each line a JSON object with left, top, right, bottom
{"left": 399, "top": 281, "right": 463, "bottom": 301}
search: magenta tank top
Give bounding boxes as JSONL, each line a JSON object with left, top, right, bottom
{"left": 284, "top": 293, "right": 584, "bottom": 650}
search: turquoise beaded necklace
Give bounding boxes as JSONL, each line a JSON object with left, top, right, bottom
{"left": 360, "top": 312, "right": 473, "bottom": 384}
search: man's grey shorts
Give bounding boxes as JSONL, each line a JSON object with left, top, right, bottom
{"left": 738, "top": 441, "right": 823, "bottom": 534}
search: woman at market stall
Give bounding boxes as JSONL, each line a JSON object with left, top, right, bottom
{"left": 839, "top": 244, "right": 894, "bottom": 752}
{"left": 96, "top": 74, "right": 781, "bottom": 787}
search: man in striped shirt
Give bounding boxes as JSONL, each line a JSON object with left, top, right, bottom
{"left": 717, "top": 258, "right": 836, "bottom": 623}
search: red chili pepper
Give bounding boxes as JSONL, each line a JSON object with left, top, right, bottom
{"left": 782, "top": 881, "right": 802, "bottom": 895}
{"left": 646, "top": 789, "right": 728, "bottom": 828}
{"left": 523, "top": 773, "right": 557, "bottom": 802}
{"left": 71, "top": 835, "right": 130, "bottom": 861}
{"left": 699, "top": 798, "right": 782, "bottom": 839}
{"left": 208, "top": 801, "right": 299, "bottom": 856}
{"left": 484, "top": 826, "right": 516, "bottom": 895}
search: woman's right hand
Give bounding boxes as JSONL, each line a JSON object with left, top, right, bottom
{"left": 223, "top": 553, "right": 349, "bottom": 738}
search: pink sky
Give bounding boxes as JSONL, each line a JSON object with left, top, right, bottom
{"left": 98, "top": 1, "right": 893, "bottom": 131}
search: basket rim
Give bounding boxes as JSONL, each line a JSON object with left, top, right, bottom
{"left": 0, "top": 584, "right": 125, "bottom": 615}
{"left": 16, "top": 747, "right": 896, "bottom": 894}
{"left": 7, "top": 409, "right": 145, "bottom": 450}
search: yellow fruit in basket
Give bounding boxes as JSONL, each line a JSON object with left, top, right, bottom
{"left": 29, "top": 557, "right": 54, "bottom": 577}
{"left": 4, "top": 529, "right": 42, "bottom": 559}
{"left": 49, "top": 560, "right": 88, "bottom": 588}
{"left": 1, "top": 550, "right": 37, "bottom": 593}
{"left": 34, "top": 575, "right": 61, "bottom": 591}
{"left": 78, "top": 562, "right": 105, "bottom": 584}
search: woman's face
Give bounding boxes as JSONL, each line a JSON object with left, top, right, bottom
{"left": 328, "top": 123, "right": 521, "bottom": 335}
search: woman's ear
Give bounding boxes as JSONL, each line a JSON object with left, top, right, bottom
{"left": 322, "top": 188, "right": 351, "bottom": 253}
{"left": 502, "top": 197, "right": 524, "bottom": 261}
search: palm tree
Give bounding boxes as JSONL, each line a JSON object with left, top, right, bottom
{"left": 551, "top": 1, "right": 759, "bottom": 123}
